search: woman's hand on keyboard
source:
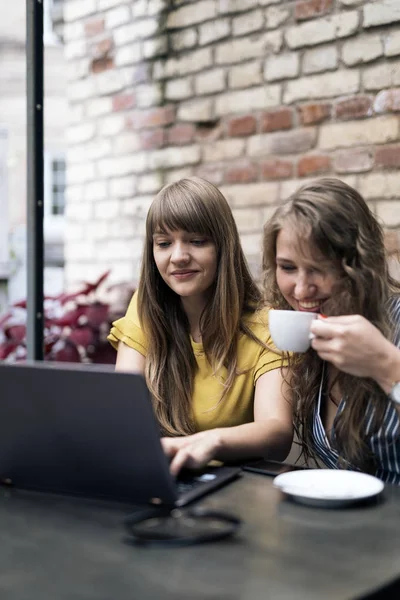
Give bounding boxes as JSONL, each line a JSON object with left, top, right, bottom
{"left": 161, "top": 430, "right": 223, "bottom": 476}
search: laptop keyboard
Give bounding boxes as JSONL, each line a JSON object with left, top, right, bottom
{"left": 172, "top": 466, "right": 241, "bottom": 507}
{"left": 176, "top": 472, "right": 218, "bottom": 496}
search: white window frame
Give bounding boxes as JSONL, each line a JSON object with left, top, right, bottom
{"left": 44, "top": 151, "right": 66, "bottom": 244}
{"left": 43, "top": 0, "right": 61, "bottom": 46}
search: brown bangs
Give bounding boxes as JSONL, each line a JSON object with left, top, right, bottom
{"left": 288, "top": 195, "right": 352, "bottom": 267}
{"left": 147, "top": 180, "right": 216, "bottom": 240}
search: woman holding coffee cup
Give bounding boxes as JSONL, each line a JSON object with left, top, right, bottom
{"left": 263, "top": 178, "right": 400, "bottom": 483}
{"left": 109, "top": 177, "right": 293, "bottom": 475}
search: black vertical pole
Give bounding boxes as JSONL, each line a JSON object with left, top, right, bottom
{"left": 26, "top": 0, "right": 44, "bottom": 360}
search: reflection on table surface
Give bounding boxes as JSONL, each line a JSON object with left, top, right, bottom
{"left": 0, "top": 472, "right": 399, "bottom": 600}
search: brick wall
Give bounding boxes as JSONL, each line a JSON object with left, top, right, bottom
{"left": 64, "top": 0, "right": 400, "bottom": 285}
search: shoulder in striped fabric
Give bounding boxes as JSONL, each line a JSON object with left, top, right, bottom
{"left": 387, "top": 296, "right": 400, "bottom": 347}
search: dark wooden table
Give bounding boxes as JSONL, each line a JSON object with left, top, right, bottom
{"left": 0, "top": 472, "right": 399, "bottom": 600}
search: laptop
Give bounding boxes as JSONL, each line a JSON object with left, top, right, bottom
{"left": 0, "top": 362, "right": 240, "bottom": 507}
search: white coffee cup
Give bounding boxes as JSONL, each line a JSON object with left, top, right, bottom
{"left": 268, "top": 310, "right": 317, "bottom": 352}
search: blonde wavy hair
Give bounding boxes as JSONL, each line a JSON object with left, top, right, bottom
{"left": 262, "top": 178, "right": 400, "bottom": 472}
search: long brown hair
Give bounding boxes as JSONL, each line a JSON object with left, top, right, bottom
{"left": 138, "top": 176, "right": 262, "bottom": 436}
{"left": 262, "top": 178, "right": 400, "bottom": 472}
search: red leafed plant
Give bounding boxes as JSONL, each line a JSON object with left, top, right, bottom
{"left": 0, "top": 271, "right": 135, "bottom": 364}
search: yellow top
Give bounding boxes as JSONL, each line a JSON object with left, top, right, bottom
{"left": 108, "top": 292, "right": 284, "bottom": 432}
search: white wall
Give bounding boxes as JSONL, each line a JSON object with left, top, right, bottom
{"left": 0, "top": 0, "right": 67, "bottom": 305}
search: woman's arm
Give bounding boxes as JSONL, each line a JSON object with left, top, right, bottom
{"left": 115, "top": 341, "right": 146, "bottom": 374}
{"left": 162, "top": 368, "right": 294, "bottom": 476}
{"left": 310, "top": 315, "right": 400, "bottom": 394}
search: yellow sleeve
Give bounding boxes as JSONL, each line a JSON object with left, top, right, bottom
{"left": 254, "top": 344, "right": 287, "bottom": 384}
{"left": 250, "top": 308, "right": 288, "bottom": 385}
{"left": 107, "top": 291, "right": 147, "bottom": 356}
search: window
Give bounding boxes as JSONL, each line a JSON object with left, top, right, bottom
{"left": 44, "top": 152, "right": 66, "bottom": 248}
{"left": 43, "top": 0, "right": 64, "bottom": 45}
{"left": 50, "top": 158, "right": 66, "bottom": 216}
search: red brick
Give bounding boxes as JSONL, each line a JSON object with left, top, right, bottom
{"left": 167, "top": 124, "right": 195, "bottom": 145}
{"left": 333, "top": 149, "right": 374, "bottom": 173}
{"left": 295, "top": 0, "right": 333, "bottom": 21}
{"left": 227, "top": 115, "right": 257, "bottom": 137}
{"left": 127, "top": 106, "right": 175, "bottom": 130}
{"left": 91, "top": 57, "right": 114, "bottom": 74}
{"left": 335, "top": 95, "right": 373, "bottom": 120}
{"left": 84, "top": 18, "right": 105, "bottom": 38}
{"left": 261, "top": 159, "right": 293, "bottom": 180}
{"left": 140, "top": 129, "right": 165, "bottom": 150}
{"left": 375, "top": 144, "right": 400, "bottom": 169}
{"left": 270, "top": 128, "right": 316, "bottom": 155}
{"left": 224, "top": 162, "right": 258, "bottom": 184}
{"left": 374, "top": 88, "right": 400, "bottom": 113}
{"left": 195, "top": 165, "right": 223, "bottom": 186}
{"left": 298, "top": 103, "right": 331, "bottom": 125}
{"left": 261, "top": 109, "right": 293, "bottom": 133}
{"left": 113, "top": 93, "right": 136, "bottom": 112}
{"left": 298, "top": 154, "right": 330, "bottom": 177}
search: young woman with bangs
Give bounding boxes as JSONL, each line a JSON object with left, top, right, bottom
{"left": 108, "top": 176, "right": 293, "bottom": 475}
{"left": 262, "top": 178, "right": 400, "bottom": 484}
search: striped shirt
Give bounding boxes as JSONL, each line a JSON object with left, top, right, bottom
{"left": 312, "top": 296, "right": 400, "bottom": 485}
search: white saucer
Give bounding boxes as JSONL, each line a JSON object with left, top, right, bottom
{"left": 273, "top": 469, "right": 384, "bottom": 508}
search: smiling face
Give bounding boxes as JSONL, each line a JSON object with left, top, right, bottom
{"left": 275, "top": 225, "right": 339, "bottom": 313}
{"left": 153, "top": 228, "right": 218, "bottom": 303}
